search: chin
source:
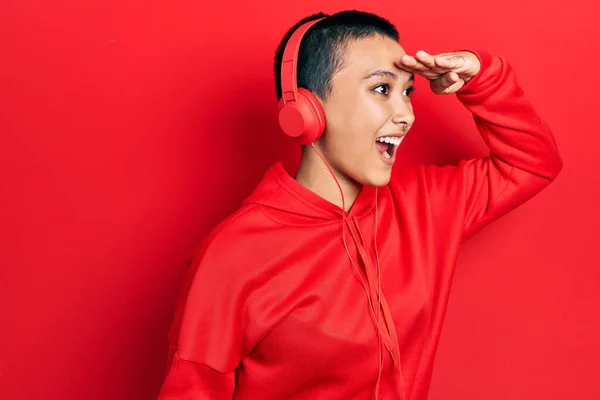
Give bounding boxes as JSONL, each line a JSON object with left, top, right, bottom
{"left": 361, "top": 170, "right": 392, "bottom": 187}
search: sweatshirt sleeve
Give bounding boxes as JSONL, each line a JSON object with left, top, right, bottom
{"left": 417, "top": 49, "right": 563, "bottom": 240}
{"left": 156, "top": 222, "right": 257, "bottom": 399}
{"left": 156, "top": 354, "right": 235, "bottom": 399}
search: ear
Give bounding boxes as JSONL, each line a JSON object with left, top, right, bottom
{"left": 313, "top": 91, "right": 327, "bottom": 108}
{"left": 311, "top": 93, "right": 328, "bottom": 140}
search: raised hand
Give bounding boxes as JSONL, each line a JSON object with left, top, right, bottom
{"left": 397, "top": 50, "right": 481, "bottom": 95}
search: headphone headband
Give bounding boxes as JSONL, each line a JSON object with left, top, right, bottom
{"left": 278, "top": 17, "right": 327, "bottom": 144}
{"left": 280, "top": 18, "right": 325, "bottom": 105}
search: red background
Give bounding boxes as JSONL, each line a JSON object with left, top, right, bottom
{"left": 1, "top": 0, "right": 598, "bottom": 399}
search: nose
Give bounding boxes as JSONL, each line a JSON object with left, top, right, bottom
{"left": 391, "top": 100, "right": 415, "bottom": 131}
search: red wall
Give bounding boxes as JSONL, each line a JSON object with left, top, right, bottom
{"left": 1, "top": 0, "right": 598, "bottom": 399}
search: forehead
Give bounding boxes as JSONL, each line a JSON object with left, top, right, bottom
{"left": 335, "top": 35, "right": 409, "bottom": 80}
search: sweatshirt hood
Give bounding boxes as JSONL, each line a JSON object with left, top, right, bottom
{"left": 242, "top": 161, "right": 378, "bottom": 222}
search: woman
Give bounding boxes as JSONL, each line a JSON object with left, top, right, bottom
{"left": 157, "top": 10, "right": 562, "bottom": 400}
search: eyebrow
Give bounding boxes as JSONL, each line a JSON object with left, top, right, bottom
{"left": 362, "top": 69, "right": 414, "bottom": 82}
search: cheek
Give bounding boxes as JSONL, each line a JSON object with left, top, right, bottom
{"left": 325, "top": 94, "right": 389, "bottom": 137}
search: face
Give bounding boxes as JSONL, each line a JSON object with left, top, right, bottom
{"left": 315, "top": 35, "right": 416, "bottom": 187}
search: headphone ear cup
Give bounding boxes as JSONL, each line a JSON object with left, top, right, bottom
{"left": 297, "top": 88, "right": 326, "bottom": 144}
{"left": 278, "top": 88, "right": 326, "bottom": 145}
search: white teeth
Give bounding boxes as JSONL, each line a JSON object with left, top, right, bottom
{"left": 377, "top": 136, "right": 402, "bottom": 146}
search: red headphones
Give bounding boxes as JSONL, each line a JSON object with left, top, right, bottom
{"left": 278, "top": 18, "right": 327, "bottom": 145}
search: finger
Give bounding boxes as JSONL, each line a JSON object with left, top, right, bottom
{"left": 431, "top": 78, "right": 464, "bottom": 95}
{"left": 395, "top": 64, "right": 422, "bottom": 75}
{"left": 439, "top": 71, "right": 460, "bottom": 87}
{"left": 414, "top": 50, "right": 439, "bottom": 70}
{"left": 431, "top": 71, "right": 464, "bottom": 95}
{"left": 397, "top": 55, "right": 441, "bottom": 80}
{"left": 398, "top": 67, "right": 439, "bottom": 81}
{"left": 416, "top": 51, "right": 470, "bottom": 77}
{"left": 434, "top": 55, "right": 466, "bottom": 70}
{"left": 435, "top": 53, "right": 475, "bottom": 75}
{"left": 396, "top": 54, "right": 430, "bottom": 72}
{"left": 445, "top": 78, "right": 465, "bottom": 93}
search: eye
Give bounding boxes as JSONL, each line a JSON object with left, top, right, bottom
{"left": 373, "top": 84, "right": 390, "bottom": 95}
{"left": 404, "top": 86, "right": 416, "bottom": 98}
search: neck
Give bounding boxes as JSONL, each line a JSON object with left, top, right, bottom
{"left": 294, "top": 145, "right": 361, "bottom": 212}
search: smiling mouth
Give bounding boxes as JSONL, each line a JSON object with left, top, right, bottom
{"left": 375, "top": 136, "right": 403, "bottom": 160}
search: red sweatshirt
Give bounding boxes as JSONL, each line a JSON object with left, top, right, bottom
{"left": 157, "top": 49, "right": 562, "bottom": 400}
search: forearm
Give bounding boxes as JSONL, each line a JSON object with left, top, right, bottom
{"left": 456, "top": 49, "right": 563, "bottom": 180}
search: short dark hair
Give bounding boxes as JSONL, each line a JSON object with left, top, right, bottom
{"left": 273, "top": 10, "right": 399, "bottom": 101}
